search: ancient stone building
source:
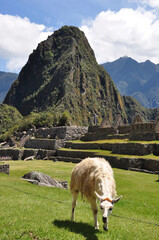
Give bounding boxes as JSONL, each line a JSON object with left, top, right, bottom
{"left": 82, "top": 114, "right": 159, "bottom": 141}
{"left": 130, "top": 115, "right": 159, "bottom": 140}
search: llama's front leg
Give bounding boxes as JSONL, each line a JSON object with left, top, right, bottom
{"left": 90, "top": 198, "right": 99, "bottom": 230}
{"left": 71, "top": 190, "right": 79, "bottom": 221}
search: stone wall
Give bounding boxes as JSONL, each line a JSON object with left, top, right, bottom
{"left": 66, "top": 141, "right": 159, "bottom": 156}
{"left": 34, "top": 126, "right": 88, "bottom": 140}
{"left": 81, "top": 127, "right": 116, "bottom": 141}
{"left": 55, "top": 149, "right": 159, "bottom": 172}
{"left": 0, "top": 148, "right": 56, "bottom": 160}
{"left": 130, "top": 132, "right": 157, "bottom": 141}
{"left": 130, "top": 122, "right": 157, "bottom": 140}
{"left": 0, "top": 164, "right": 9, "bottom": 174}
{"left": 24, "top": 139, "right": 65, "bottom": 150}
{"left": 118, "top": 125, "right": 131, "bottom": 134}
{"left": 56, "top": 149, "right": 96, "bottom": 159}
{"left": 112, "top": 143, "right": 154, "bottom": 156}
{"left": 66, "top": 141, "right": 113, "bottom": 151}
{"left": 83, "top": 120, "right": 159, "bottom": 141}
{"left": 0, "top": 149, "right": 20, "bottom": 160}
{"left": 81, "top": 125, "right": 130, "bottom": 141}
{"left": 87, "top": 126, "right": 100, "bottom": 133}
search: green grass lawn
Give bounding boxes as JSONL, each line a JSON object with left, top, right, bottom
{"left": 0, "top": 160, "right": 159, "bottom": 240}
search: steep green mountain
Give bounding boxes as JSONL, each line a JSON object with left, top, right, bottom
{"left": 3, "top": 26, "right": 157, "bottom": 125}
{"left": 3, "top": 26, "right": 128, "bottom": 125}
{"left": 0, "top": 71, "right": 18, "bottom": 102}
{"left": 0, "top": 104, "right": 22, "bottom": 135}
{"left": 102, "top": 57, "right": 159, "bottom": 108}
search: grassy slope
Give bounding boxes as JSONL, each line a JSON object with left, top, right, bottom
{"left": 0, "top": 160, "right": 159, "bottom": 240}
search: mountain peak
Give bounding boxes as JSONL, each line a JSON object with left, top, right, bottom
{"left": 121, "top": 55, "right": 129, "bottom": 59}
{"left": 3, "top": 26, "right": 128, "bottom": 125}
{"left": 102, "top": 56, "right": 159, "bottom": 108}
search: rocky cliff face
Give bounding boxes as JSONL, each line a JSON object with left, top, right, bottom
{"left": 3, "top": 26, "right": 156, "bottom": 125}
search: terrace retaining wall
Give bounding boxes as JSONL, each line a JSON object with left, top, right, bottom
{"left": 0, "top": 148, "right": 56, "bottom": 160}
{"left": 24, "top": 139, "right": 65, "bottom": 150}
{"left": 56, "top": 150, "right": 159, "bottom": 172}
{"left": 66, "top": 141, "right": 159, "bottom": 156}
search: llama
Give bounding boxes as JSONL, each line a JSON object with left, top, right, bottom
{"left": 70, "top": 157, "right": 121, "bottom": 231}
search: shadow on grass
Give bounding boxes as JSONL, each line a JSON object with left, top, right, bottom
{"left": 53, "top": 219, "right": 99, "bottom": 240}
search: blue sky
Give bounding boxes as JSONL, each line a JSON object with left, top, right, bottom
{"left": 0, "top": 0, "right": 159, "bottom": 73}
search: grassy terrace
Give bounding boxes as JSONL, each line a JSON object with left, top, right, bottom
{"left": 59, "top": 148, "right": 159, "bottom": 160}
{"left": 0, "top": 160, "right": 159, "bottom": 240}
{"left": 59, "top": 138, "right": 159, "bottom": 161}
{"left": 71, "top": 139, "right": 159, "bottom": 144}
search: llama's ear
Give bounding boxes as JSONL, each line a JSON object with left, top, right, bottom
{"left": 95, "top": 191, "right": 103, "bottom": 201}
{"left": 112, "top": 196, "right": 122, "bottom": 204}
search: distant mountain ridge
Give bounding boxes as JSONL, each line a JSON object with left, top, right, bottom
{"left": 0, "top": 71, "right": 18, "bottom": 102}
{"left": 3, "top": 26, "right": 158, "bottom": 125}
{"left": 102, "top": 57, "right": 159, "bottom": 108}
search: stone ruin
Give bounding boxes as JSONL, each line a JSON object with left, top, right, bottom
{"left": 81, "top": 115, "right": 159, "bottom": 141}
{"left": 0, "top": 126, "right": 88, "bottom": 160}
{"left": 0, "top": 164, "right": 9, "bottom": 174}
{"left": 130, "top": 115, "right": 159, "bottom": 141}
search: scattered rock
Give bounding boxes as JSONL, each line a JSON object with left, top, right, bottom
{"left": 22, "top": 171, "right": 68, "bottom": 189}
{"left": 24, "top": 155, "right": 35, "bottom": 161}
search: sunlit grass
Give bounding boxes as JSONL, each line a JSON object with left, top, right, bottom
{"left": 71, "top": 139, "right": 129, "bottom": 143}
{"left": 71, "top": 139, "right": 159, "bottom": 144}
{"left": 0, "top": 160, "right": 159, "bottom": 239}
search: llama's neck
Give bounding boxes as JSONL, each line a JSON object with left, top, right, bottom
{"left": 96, "top": 176, "right": 112, "bottom": 198}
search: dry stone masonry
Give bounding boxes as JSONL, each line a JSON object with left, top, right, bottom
{"left": 0, "top": 164, "right": 9, "bottom": 174}
{"left": 1, "top": 117, "right": 159, "bottom": 173}
{"left": 0, "top": 126, "right": 88, "bottom": 160}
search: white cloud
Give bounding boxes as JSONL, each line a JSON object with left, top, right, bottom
{"left": 128, "top": 0, "right": 159, "bottom": 10}
{"left": 139, "top": 0, "right": 159, "bottom": 9}
{"left": 80, "top": 8, "right": 159, "bottom": 64}
{"left": 0, "top": 14, "right": 53, "bottom": 72}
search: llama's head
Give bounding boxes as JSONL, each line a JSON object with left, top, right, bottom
{"left": 95, "top": 191, "right": 122, "bottom": 231}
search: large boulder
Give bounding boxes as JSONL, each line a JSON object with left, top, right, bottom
{"left": 22, "top": 171, "right": 68, "bottom": 189}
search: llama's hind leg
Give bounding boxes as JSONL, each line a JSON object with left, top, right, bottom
{"left": 71, "top": 190, "right": 79, "bottom": 221}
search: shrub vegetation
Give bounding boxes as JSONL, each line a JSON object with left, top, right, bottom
{"left": 0, "top": 110, "right": 71, "bottom": 142}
